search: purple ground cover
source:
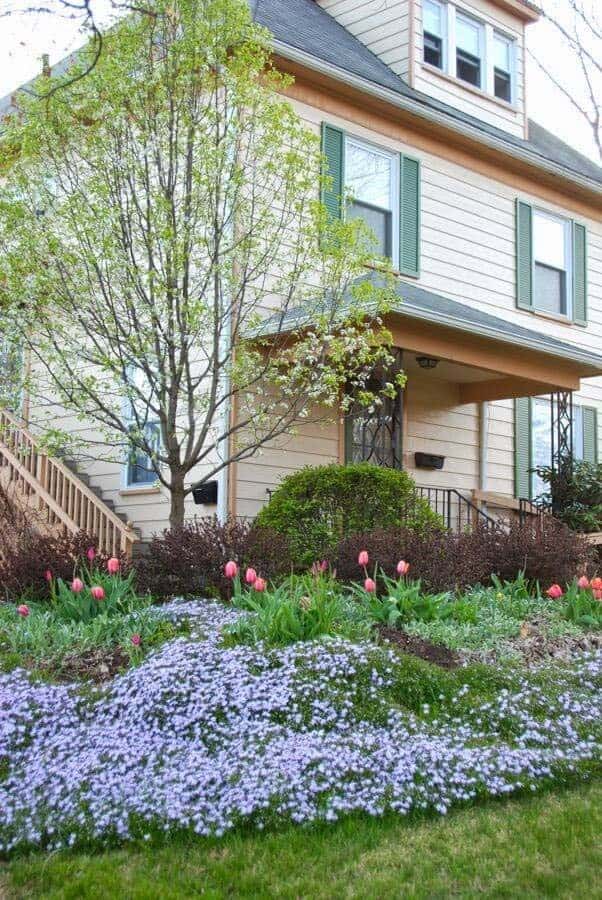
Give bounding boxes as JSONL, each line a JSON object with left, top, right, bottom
{"left": 0, "top": 601, "right": 600, "bottom": 853}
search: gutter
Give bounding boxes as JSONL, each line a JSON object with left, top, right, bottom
{"left": 272, "top": 40, "right": 602, "bottom": 201}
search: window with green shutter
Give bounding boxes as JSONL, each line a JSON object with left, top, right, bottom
{"left": 515, "top": 200, "right": 587, "bottom": 325}
{"left": 321, "top": 123, "right": 420, "bottom": 275}
{"left": 515, "top": 397, "right": 598, "bottom": 498}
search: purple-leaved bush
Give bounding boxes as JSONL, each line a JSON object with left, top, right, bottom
{"left": 0, "top": 601, "right": 600, "bottom": 853}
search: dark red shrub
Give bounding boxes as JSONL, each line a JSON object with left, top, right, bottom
{"left": 136, "top": 516, "right": 291, "bottom": 600}
{"left": 335, "top": 520, "right": 592, "bottom": 592}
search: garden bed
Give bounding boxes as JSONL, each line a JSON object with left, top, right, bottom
{"left": 377, "top": 626, "right": 460, "bottom": 669}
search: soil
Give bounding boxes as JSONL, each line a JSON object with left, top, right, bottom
{"left": 37, "top": 646, "right": 131, "bottom": 683}
{"left": 377, "top": 625, "right": 460, "bottom": 669}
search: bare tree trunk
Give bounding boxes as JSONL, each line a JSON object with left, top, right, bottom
{"left": 169, "top": 471, "right": 187, "bottom": 530}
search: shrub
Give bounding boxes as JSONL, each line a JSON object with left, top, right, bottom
{"left": 136, "top": 516, "right": 291, "bottom": 600}
{"left": 335, "top": 520, "right": 593, "bottom": 593}
{"left": 0, "top": 527, "right": 129, "bottom": 602}
{"left": 535, "top": 461, "right": 602, "bottom": 534}
{"left": 255, "top": 463, "right": 443, "bottom": 567}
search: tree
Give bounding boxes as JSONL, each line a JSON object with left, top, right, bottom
{"left": 0, "top": 0, "right": 401, "bottom": 528}
{"left": 529, "top": 0, "right": 601, "bottom": 161}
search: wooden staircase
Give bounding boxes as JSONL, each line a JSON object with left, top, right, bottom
{"left": 0, "top": 407, "right": 139, "bottom": 557}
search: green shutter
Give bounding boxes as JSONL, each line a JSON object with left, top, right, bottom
{"left": 514, "top": 397, "right": 531, "bottom": 498}
{"left": 582, "top": 406, "right": 598, "bottom": 464}
{"left": 399, "top": 154, "right": 420, "bottom": 277}
{"left": 516, "top": 200, "right": 533, "bottom": 310}
{"left": 321, "top": 123, "right": 344, "bottom": 222}
{"left": 572, "top": 222, "right": 587, "bottom": 325}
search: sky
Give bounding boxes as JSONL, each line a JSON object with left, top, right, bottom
{"left": 0, "top": 0, "right": 599, "bottom": 164}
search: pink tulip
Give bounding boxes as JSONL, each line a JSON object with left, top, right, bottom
{"left": 358, "top": 550, "right": 369, "bottom": 567}
{"left": 90, "top": 585, "right": 105, "bottom": 601}
{"left": 107, "top": 557, "right": 120, "bottom": 575}
{"left": 545, "top": 584, "right": 563, "bottom": 600}
{"left": 44, "top": 569, "right": 53, "bottom": 583}
{"left": 86, "top": 547, "right": 96, "bottom": 563}
{"left": 131, "top": 633, "right": 141, "bottom": 646}
{"left": 577, "top": 575, "right": 590, "bottom": 590}
{"left": 71, "top": 578, "right": 84, "bottom": 594}
{"left": 396, "top": 560, "right": 410, "bottom": 577}
{"left": 17, "top": 604, "right": 30, "bottom": 617}
{"left": 253, "top": 577, "right": 267, "bottom": 592}
{"left": 224, "top": 560, "right": 238, "bottom": 579}
{"left": 245, "top": 567, "right": 257, "bottom": 585}
{"left": 364, "top": 577, "right": 376, "bottom": 593}
{"left": 311, "top": 560, "right": 329, "bottom": 575}
{"left": 594, "top": 589, "right": 602, "bottom": 601}
{"left": 591, "top": 577, "right": 602, "bottom": 591}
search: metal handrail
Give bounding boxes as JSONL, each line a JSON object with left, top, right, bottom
{"left": 414, "top": 485, "right": 499, "bottom": 532}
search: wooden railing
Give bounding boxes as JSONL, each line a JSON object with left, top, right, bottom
{"left": 0, "top": 407, "right": 138, "bottom": 557}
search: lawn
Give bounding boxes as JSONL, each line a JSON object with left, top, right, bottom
{"left": 2, "top": 781, "right": 601, "bottom": 899}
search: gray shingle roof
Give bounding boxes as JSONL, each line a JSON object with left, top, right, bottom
{"left": 255, "top": 271, "right": 602, "bottom": 376}
{"left": 254, "top": 0, "right": 602, "bottom": 189}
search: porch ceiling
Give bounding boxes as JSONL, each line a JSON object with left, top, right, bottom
{"left": 254, "top": 272, "right": 602, "bottom": 403}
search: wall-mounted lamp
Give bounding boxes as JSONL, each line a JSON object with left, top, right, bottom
{"left": 416, "top": 356, "right": 439, "bottom": 370}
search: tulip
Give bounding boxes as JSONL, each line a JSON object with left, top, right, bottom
{"left": 17, "top": 604, "right": 30, "bottom": 617}
{"left": 90, "top": 586, "right": 105, "bottom": 601}
{"left": 594, "top": 589, "right": 602, "bottom": 601}
{"left": 396, "top": 560, "right": 410, "bottom": 577}
{"left": 224, "top": 560, "right": 238, "bottom": 579}
{"left": 358, "top": 550, "right": 369, "bottom": 567}
{"left": 253, "top": 577, "right": 267, "bottom": 592}
{"left": 245, "top": 567, "right": 257, "bottom": 585}
{"left": 590, "top": 577, "right": 602, "bottom": 591}
{"left": 545, "top": 584, "right": 563, "bottom": 599}
{"left": 44, "top": 569, "right": 53, "bottom": 583}
{"left": 364, "top": 577, "right": 376, "bottom": 593}
{"left": 71, "top": 578, "right": 84, "bottom": 594}
{"left": 107, "top": 557, "right": 120, "bottom": 575}
{"left": 86, "top": 547, "right": 96, "bottom": 563}
{"left": 577, "top": 575, "right": 590, "bottom": 590}
{"left": 311, "top": 560, "right": 328, "bottom": 576}
{"left": 131, "top": 633, "right": 141, "bottom": 646}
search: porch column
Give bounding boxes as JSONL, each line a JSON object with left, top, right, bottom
{"left": 550, "top": 390, "right": 574, "bottom": 514}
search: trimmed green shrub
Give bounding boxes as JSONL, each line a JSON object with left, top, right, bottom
{"left": 255, "top": 463, "right": 442, "bottom": 567}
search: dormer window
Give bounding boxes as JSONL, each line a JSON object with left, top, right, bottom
{"left": 456, "top": 13, "right": 483, "bottom": 88}
{"left": 422, "top": 2, "right": 516, "bottom": 105}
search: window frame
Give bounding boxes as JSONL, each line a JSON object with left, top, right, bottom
{"left": 344, "top": 134, "right": 400, "bottom": 264}
{"left": 455, "top": 10, "right": 484, "bottom": 89}
{"left": 121, "top": 369, "right": 162, "bottom": 490}
{"left": 532, "top": 207, "right": 573, "bottom": 320}
{"left": 421, "top": 1, "right": 517, "bottom": 107}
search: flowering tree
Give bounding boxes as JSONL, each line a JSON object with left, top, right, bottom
{"left": 0, "top": 0, "right": 401, "bottom": 528}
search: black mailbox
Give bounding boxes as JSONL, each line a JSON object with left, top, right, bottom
{"left": 414, "top": 452, "right": 445, "bottom": 470}
{"left": 192, "top": 480, "right": 218, "bottom": 505}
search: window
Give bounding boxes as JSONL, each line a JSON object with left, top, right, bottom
{"left": 531, "top": 399, "right": 585, "bottom": 498}
{"left": 345, "top": 137, "right": 398, "bottom": 260}
{"left": 421, "top": 3, "right": 516, "bottom": 104}
{"left": 456, "top": 13, "right": 483, "bottom": 88}
{"left": 493, "top": 32, "right": 512, "bottom": 102}
{"left": 533, "top": 209, "right": 572, "bottom": 317}
{"left": 123, "top": 368, "right": 161, "bottom": 487}
{"left": 423, "top": 0, "right": 445, "bottom": 69}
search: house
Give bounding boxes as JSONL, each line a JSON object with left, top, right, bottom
{"left": 1, "top": 0, "right": 602, "bottom": 554}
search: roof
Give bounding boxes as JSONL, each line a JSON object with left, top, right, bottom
{"left": 1, "top": 0, "right": 600, "bottom": 193}
{"left": 255, "top": 271, "right": 602, "bottom": 377}
{"left": 253, "top": 0, "right": 602, "bottom": 191}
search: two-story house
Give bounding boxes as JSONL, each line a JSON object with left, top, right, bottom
{"left": 1, "top": 0, "right": 602, "bottom": 553}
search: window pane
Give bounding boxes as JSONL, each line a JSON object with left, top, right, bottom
{"left": 533, "top": 212, "right": 567, "bottom": 269}
{"left": 534, "top": 263, "right": 567, "bottom": 315}
{"left": 345, "top": 142, "right": 392, "bottom": 210}
{"left": 456, "top": 14, "right": 480, "bottom": 56}
{"left": 424, "top": 32, "right": 443, "bottom": 68}
{"left": 347, "top": 201, "right": 391, "bottom": 257}
{"left": 494, "top": 34, "right": 510, "bottom": 72}
{"left": 127, "top": 423, "right": 160, "bottom": 485}
{"left": 494, "top": 68, "right": 511, "bottom": 102}
{"left": 531, "top": 399, "right": 552, "bottom": 498}
{"left": 424, "top": 0, "right": 442, "bottom": 36}
{"left": 573, "top": 405, "right": 584, "bottom": 460}
{"left": 456, "top": 50, "right": 481, "bottom": 87}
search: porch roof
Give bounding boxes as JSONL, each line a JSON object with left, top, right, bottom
{"left": 254, "top": 273, "right": 602, "bottom": 399}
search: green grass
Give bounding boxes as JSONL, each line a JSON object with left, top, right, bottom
{"left": 3, "top": 781, "right": 601, "bottom": 899}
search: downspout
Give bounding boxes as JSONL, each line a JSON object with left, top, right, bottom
{"left": 479, "top": 401, "right": 489, "bottom": 512}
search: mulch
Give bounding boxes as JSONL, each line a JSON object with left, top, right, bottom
{"left": 37, "top": 646, "right": 132, "bottom": 683}
{"left": 377, "top": 625, "right": 460, "bottom": 669}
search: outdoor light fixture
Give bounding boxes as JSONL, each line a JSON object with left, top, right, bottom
{"left": 416, "top": 356, "right": 439, "bottom": 370}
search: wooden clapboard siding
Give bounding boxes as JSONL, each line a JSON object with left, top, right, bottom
{"left": 318, "top": 0, "right": 411, "bottom": 80}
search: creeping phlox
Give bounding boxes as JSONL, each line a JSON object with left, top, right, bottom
{"left": 0, "top": 600, "right": 600, "bottom": 854}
